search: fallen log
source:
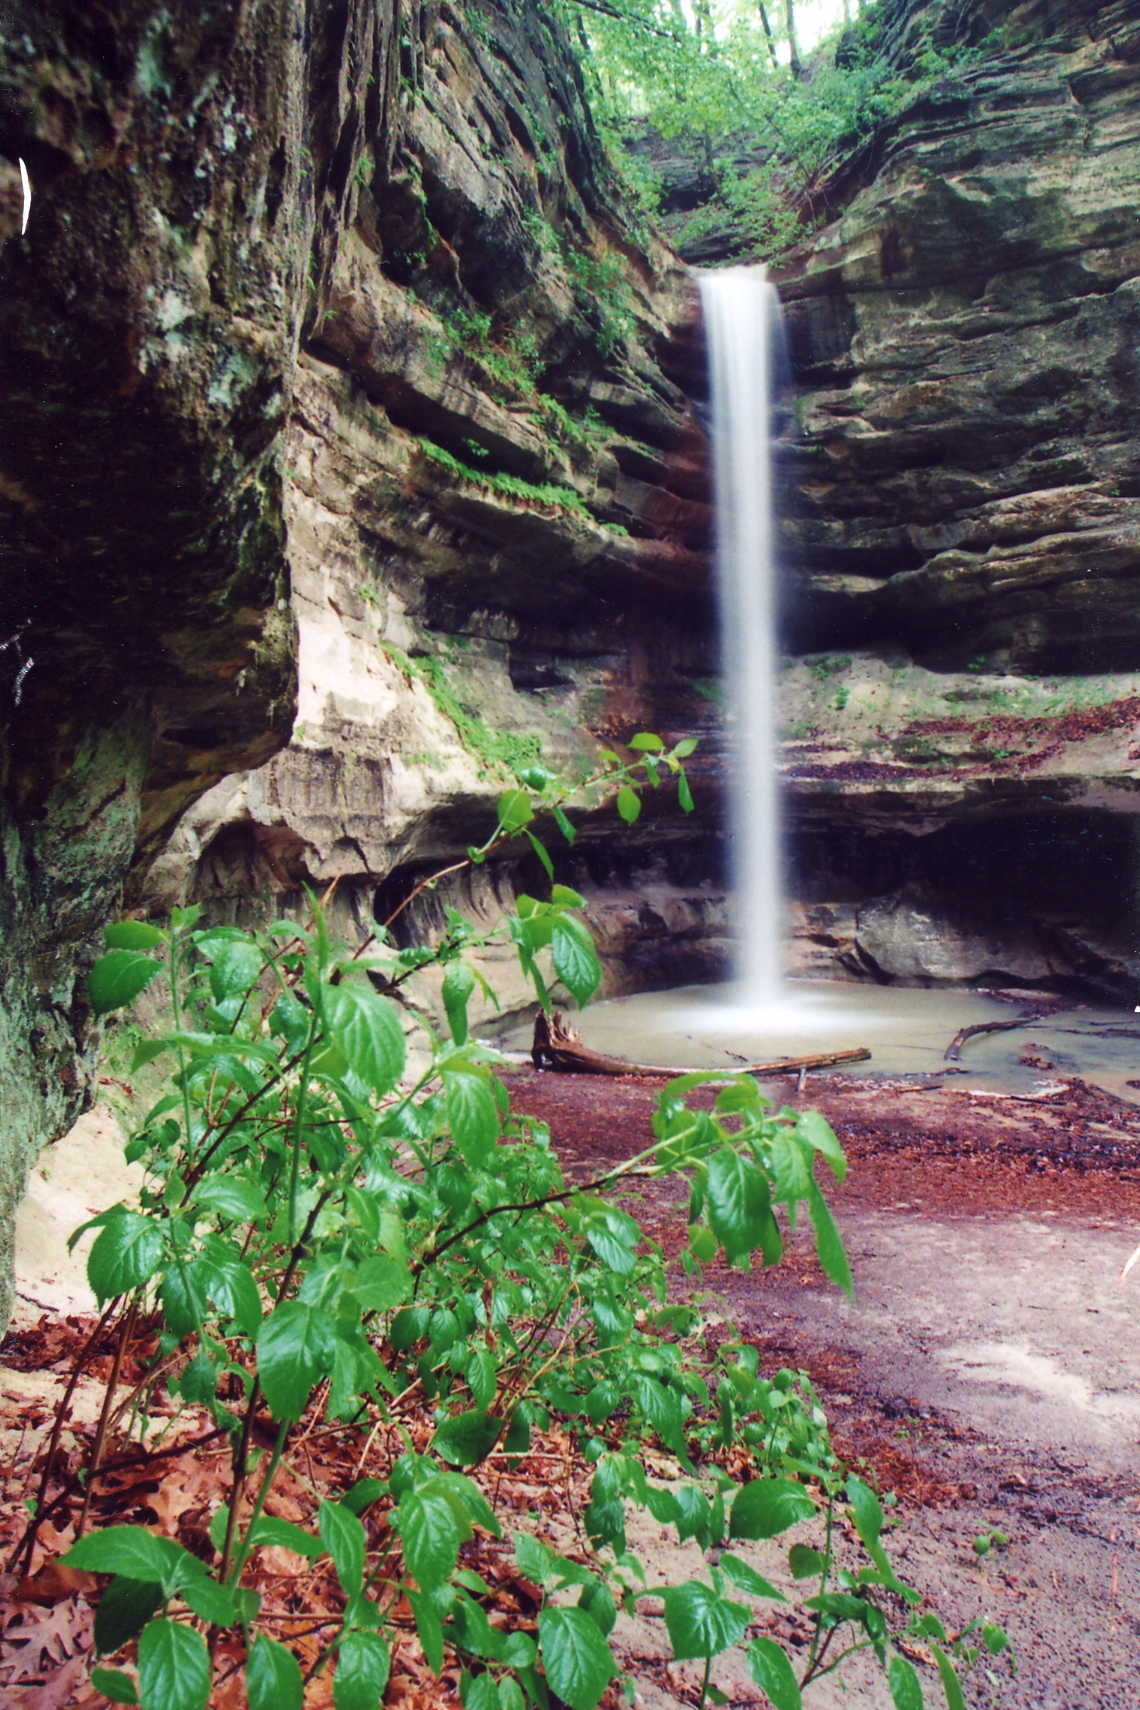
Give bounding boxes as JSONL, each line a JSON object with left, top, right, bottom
{"left": 530, "top": 1011, "right": 870, "bottom": 1079}
{"left": 943, "top": 1014, "right": 1045, "bottom": 1062}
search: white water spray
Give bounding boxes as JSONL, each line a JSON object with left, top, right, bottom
{"left": 698, "top": 267, "right": 784, "bottom": 1006}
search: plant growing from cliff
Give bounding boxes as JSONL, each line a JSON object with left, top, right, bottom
{"left": 414, "top": 437, "right": 595, "bottom": 520}
{"left": 12, "top": 732, "right": 1004, "bottom": 1710}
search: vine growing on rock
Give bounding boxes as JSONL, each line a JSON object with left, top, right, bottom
{"left": 14, "top": 738, "right": 1004, "bottom": 1709}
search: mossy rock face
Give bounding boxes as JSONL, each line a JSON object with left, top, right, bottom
{"left": 0, "top": 0, "right": 403, "bottom": 1328}
{"left": 0, "top": 0, "right": 718, "bottom": 1327}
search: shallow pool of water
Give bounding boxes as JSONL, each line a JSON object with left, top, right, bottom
{"left": 491, "top": 980, "right": 1140, "bottom": 1102}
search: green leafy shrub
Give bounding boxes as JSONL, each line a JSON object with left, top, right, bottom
{"left": 18, "top": 742, "right": 1004, "bottom": 1710}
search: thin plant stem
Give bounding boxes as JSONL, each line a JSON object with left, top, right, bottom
{"left": 76, "top": 1298, "right": 139, "bottom": 1539}
{"left": 7, "top": 1299, "right": 119, "bottom": 1573}
{"left": 226, "top": 1418, "right": 291, "bottom": 1588}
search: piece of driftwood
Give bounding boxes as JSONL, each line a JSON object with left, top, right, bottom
{"left": 530, "top": 1011, "right": 870, "bottom": 1078}
{"left": 943, "top": 1015, "right": 1040, "bottom": 1062}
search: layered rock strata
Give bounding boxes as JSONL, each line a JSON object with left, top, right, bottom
{"left": 770, "top": 0, "right": 1140, "bottom": 995}
{"left": 149, "top": 0, "right": 721, "bottom": 1014}
{"left": 0, "top": 0, "right": 719, "bottom": 1324}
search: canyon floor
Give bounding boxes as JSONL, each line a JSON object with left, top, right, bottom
{"left": 3, "top": 1043, "right": 1139, "bottom": 1708}
{"left": 511, "top": 1066, "right": 1140, "bottom": 1710}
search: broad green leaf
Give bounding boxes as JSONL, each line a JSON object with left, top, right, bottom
{"left": 846, "top": 1473, "right": 883, "bottom": 1550}
{"left": 796, "top": 1108, "right": 847, "bottom": 1183}
{"left": 931, "top": 1643, "right": 966, "bottom": 1710}
{"left": 442, "top": 1063, "right": 500, "bottom": 1166}
{"left": 320, "top": 1501, "right": 366, "bottom": 1597}
{"left": 137, "top": 1617, "right": 210, "bottom": 1710}
{"left": 206, "top": 938, "right": 263, "bottom": 1000}
{"left": 551, "top": 914, "right": 601, "bottom": 1008}
{"left": 466, "top": 1346, "right": 497, "bottom": 1410}
{"left": 747, "top": 1636, "right": 802, "bottom": 1710}
{"left": 245, "top": 1515, "right": 322, "bottom": 1559}
{"left": 497, "top": 789, "right": 534, "bottom": 834}
{"left": 526, "top": 829, "right": 555, "bottom": 881}
{"left": 94, "top": 1576, "right": 164, "bottom": 1654}
{"left": 661, "top": 1580, "right": 749, "bottom": 1661}
{"left": 616, "top": 784, "right": 641, "bottom": 824}
{"left": 631, "top": 1374, "right": 687, "bottom": 1459}
{"left": 805, "top": 1592, "right": 886, "bottom": 1635}
{"left": 629, "top": 732, "right": 664, "bottom": 751}
{"left": 199, "top": 1247, "right": 262, "bottom": 1337}
{"left": 550, "top": 883, "right": 586, "bottom": 906}
{"left": 341, "top": 1477, "right": 387, "bottom": 1516}
{"left": 514, "top": 1531, "right": 558, "bottom": 1587}
{"left": 408, "top": 1587, "right": 445, "bottom": 1674}
{"left": 672, "top": 737, "right": 699, "bottom": 759}
{"left": 189, "top": 1173, "right": 268, "bottom": 1225}
{"left": 104, "top": 922, "right": 165, "bottom": 950}
{"left": 678, "top": 772, "right": 694, "bottom": 813}
{"left": 719, "top": 1552, "right": 786, "bottom": 1600}
{"left": 159, "top": 1261, "right": 211, "bottom": 1338}
{"left": 578, "top": 1578, "right": 617, "bottom": 1637}
{"left": 323, "top": 982, "right": 405, "bottom": 1095}
{"left": 768, "top": 1133, "right": 813, "bottom": 1204}
{"left": 463, "top": 1674, "right": 498, "bottom": 1710}
{"left": 247, "top": 1634, "right": 303, "bottom": 1710}
{"left": 65, "top": 1526, "right": 196, "bottom": 1591}
{"left": 87, "top": 1212, "right": 166, "bottom": 1304}
{"left": 334, "top": 1629, "right": 391, "bottom": 1710}
{"left": 398, "top": 1488, "right": 466, "bottom": 1590}
{"left": 91, "top": 1669, "right": 140, "bottom": 1705}
{"left": 538, "top": 1605, "right": 615, "bottom": 1710}
{"left": 349, "top": 1254, "right": 411, "bottom": 1313}
{"left": 807, "top": 1180, "right": 853, "bottom": 1299}
{"left": 584, "top": 1208, "right": 638, "bottom": 1275}
{"left": 730, "top": 1478, "right": 815, "bottom": 1541}
{"left": 256, "top": 1299, "right": 338, "bottom": 1421}
{"left": 788, "top": 1543, "right": 826, "bottom": 1580}
{"left": 442, "top": 961, "right": 476, "bottom": 1046}
{"left": 705, "top": 1148, "right": 770, "bottom": 1264}
{"left": 553, "top": 804, "right": 577, "bottom": 845}
{"left": 432, "top": 1409, "right": 500, "bottom": 1467}
{"left": 889, "top": 1653, "right": 925, "bottom": 1710}
{"left": 88, "top": 950, "right": 163, "bottom": 1016}
{"left": 180, "top": 1574, "right": 239, "bottom": 1626}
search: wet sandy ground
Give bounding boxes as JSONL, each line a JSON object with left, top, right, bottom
{"left": 510, "top": 1062, "right": 1140, "bottom": 1709}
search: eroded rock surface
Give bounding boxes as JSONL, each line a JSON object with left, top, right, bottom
{"left": 0, "top": 0, "right": 398, "bottom": 1328}
{"left": 771, "top": 0, "right": 1140, "bottom": 993}
{"left": 148, "top": 0, "right": 719, "bottom": 1018}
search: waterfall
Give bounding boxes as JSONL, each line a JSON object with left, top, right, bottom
{"left": 698, "top": 267, "right": 783, "bottom": 1006}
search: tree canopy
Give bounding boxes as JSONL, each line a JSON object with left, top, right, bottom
{"left": 554, "top": 0, "right": 998, "bottom": 260}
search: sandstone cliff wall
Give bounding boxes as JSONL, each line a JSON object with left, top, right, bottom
{"left": 147, "top": 0, "right": 725, "bottom": 1011}
{"left": 0, "top": 0, "right": 721, "bottom": 1327}
{"left": 775, "top": 0, "right": 1140, "bottom": 994}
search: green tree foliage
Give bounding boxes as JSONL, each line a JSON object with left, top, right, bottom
{"left": 557, "top": 0, "right": 994, "bottom": 258}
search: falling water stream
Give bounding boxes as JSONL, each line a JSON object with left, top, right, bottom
{"left": 698, "top": 266, "right": 784, "bottom": 1005}
{"left": 496, "top": 277, "right": 1140, "bottom": 1084}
